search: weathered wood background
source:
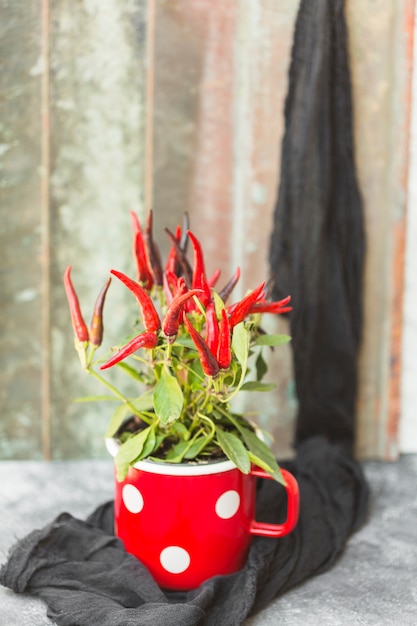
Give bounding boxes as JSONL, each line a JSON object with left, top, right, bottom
{"left": 0, "top": 0, "right": 414, "bottom": 461}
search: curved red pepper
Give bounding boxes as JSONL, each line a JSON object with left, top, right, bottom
{"left": 64, "top": 266, "right": 89, "bottom": 343}
{"left": 248, "top": 295, "right": 292, "bottom": 315}
{"left": 89, "top": 277, "right": 112, "bottom": 347}
{"left": 165, "top": 227, "right": 193, "bottom": 287}
{"left": 187, "top": 230, "right": 207, "bottom": 291}
{"left": 162, "top": 289, "right": 203, "bottom": 338}
{"left": 100, "top": 331, "right": 158, "bottom": 370}
{"left": 217, "top": 308, "right": 231, "bottom": 369}
{"left": 145, "top": 210, "right": 163, "bottom": 286}
{"left": 207, "top": 269, "right": 221, "bottom": 288}
{"left": 165, "top": 224, "right": 182, "bottom": 275}
{"left": 130, "top": 211, "right": 153, "bottom": 291}
{"left": 163, "top": 270, "right": 176, "bottom": 305}
{"left": 110, "top": 269, "right": 161, "bottom": 333}
{"left": 218, "top": 267, "right": 241, "bottom": 303}
{"left": 183, "top": 316, "right": 219, "bottom": 378}
{"left": 199, "top": 272, "right": 212, "bottom": 308}
{"left": 227, "top": 282, "right": 266, "bottom": 328}
{"left": 205, "top": 304, "right": 219, "bottom": 358}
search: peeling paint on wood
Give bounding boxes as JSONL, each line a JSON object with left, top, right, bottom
{"left": 0, "top": 1, "right": 148, "bottom": 461}
{"left": 0, "top": 0, "right": 414, "bottom": 461}
{"left": 0, "top": 2, "right": 45, "bottom": 459}
{"left": 48, "top": 0, "right": 148, "bottom": 459}
{"left": 347, "top": 0, "right": 414, "bottom": 459}
{"left": 152, "top": 0, "right": 298, "bottom": 458}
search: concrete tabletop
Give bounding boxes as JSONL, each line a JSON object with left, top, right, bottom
{"left": 0, "top": 456, "right": 416, "bottom": 626}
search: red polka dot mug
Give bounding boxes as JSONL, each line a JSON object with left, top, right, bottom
{"left": 106, "top": 439, "right": 300, "bottom": 590}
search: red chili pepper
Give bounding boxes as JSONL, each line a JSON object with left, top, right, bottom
{"left": 199, "top": 271, "right": 212, "bottom": 308}
{"left": 205, "top": 304, "right": 219, "bottom": 357}
{"left": 248, "top": 295, "right": 292, "bottom": 315}
{"left": 183, "top": 316, "right": 220, "bottom": 378}
{"left": 207, "top": 269, "right": 221, "bottom": 288}
{"left": 89, "top": 277, "right": 112, "bottom": 347}
{"left": 110, "top": 269, "right": 161, "bottom": 333}
{"left": 218, "top": 267, "right": 241, "bottom": 303}
{"left": 145, "top": 210, "right": 163, "bottom": 286}
{"left": 175, "top": 276, "right": 188, "bottom": 296}
{"left": 130, "top": 211, "right": 153, "bottom": 291}
{"left": 64, "top": 266, "right": 89, "bottom": 343}
{"left": 165, "top": 227, "right": 193, "bottom": 287}
{"left": 217, "top": 308, "right": 232, "bottom": 369}
{"left": 187, "top": 230, "right": 207, "bottom": 291}
{"left": 162, "top": 289, "right": 203, "bottom": 338}
{"left": 163, "top": 270, "right": 176, "bottom": 305}
{"left": 185, "top": 271, "right": 211, "bottom": 312}
{"left": 100, "top": 331, "right": 158, "bottom": 370}
{"left": 227, "top": 282, "right": 266, "bottom": 328}
{"left": 165, "top": 224, "right": 182, "bottom": 275}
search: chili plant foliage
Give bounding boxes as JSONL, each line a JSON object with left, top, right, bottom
{"left": 64, "top": 212, "right": 292, "bottom": 483}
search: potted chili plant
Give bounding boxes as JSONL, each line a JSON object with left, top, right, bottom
{"left": 64, "top": 211, "right": 299, "bottom": 590}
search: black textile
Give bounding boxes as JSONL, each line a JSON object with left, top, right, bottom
{"left": 269, "top": 0, "right": 365, "bottom": 453}
{"left": 1, "top": 0, "right": 370, "bottom": 624}
{"left": 0, "top": 439, "right": 368, "bottom": 626}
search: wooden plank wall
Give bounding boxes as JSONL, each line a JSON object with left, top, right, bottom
{"left": 348, "top": 0, "right": 415, "bottom": 459}
{"left": 152, "top": 0, "right": 415, "bottom": 460}
{"left": 1, "top": 0, "right": 148, "bottom": 460}
{"left": 0, "top": 0, "right": 413, "bottom": 460}
{"left": 1, "top": 3, "right": 45, "bottom": 459}
{"left": 153, "top": 0, "right": 299, "bottom": 459}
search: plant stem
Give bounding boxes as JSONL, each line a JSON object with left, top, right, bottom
{"left": 215, "top": 404, "right": 241, "bottom": 431}
{"left": 87, "top": 368, "right": 153, "bottom": 424}
{"left": 174, "top": 357, "right": 206, "bottom": 383}
{"left": 198, "top": 413, "right": 215, "bottom": 441}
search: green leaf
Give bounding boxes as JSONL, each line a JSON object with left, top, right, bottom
{"left": 165, "top": 440, "right": 190, "bottom": 462}
{"left": 130, "top": 391, "right": 154, "bottom": 413}
{"left": 255, "top": 351, "right": 268, "bottom": 382}
{"left": 240, "top": 428, "right": 275, "bottom": 464}
{"left": 212, "top": 290, "right": 225, "bottom": 316}
{"left": 153, "top": 368, "right": 184, "bottom": 424}
{"left": 105, "top": 404, "right": 130, "bottom": 438}
{"left": 232, "top": 322, "right": 250, "bottom": 367}
{"left": 152, "top": 433, "right": 166, "bottom": 455}
{"left": 173, "top": 336, "right": 196, "bottom": 349}
{"left": 248, "top": 452, "right": 286, "bottom": 486}
{"left": 216, "top": 428, "right": 251, "bottom": 474}
{"left": 241, "top": 428, "right": 286, "bottom": 485}
{"left": 255, "top": 334, "right": 291, "bottom": 347}
{"left": 136, "top": 426, "right": 157, "bottom": 461}
{"left": 115, "top": 426, "right": 153, "bottom": 481}
{"left": 105, "top": 391, "right": 154, "bottom": 439}
{"left": 240, "top": 381, "right": 276, "bottom": 392}
{"left": 184, "top": 433, "right": 212, "bottom": 459}
{"left": 229, "top": 322, "right": 250, "bottom": 397}
{"left": 172, "top": 422, "right": 191, "bottom": 441}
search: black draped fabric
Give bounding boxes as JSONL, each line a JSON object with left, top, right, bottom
{"left": 1, "top": 1, "right": 369, "bottom": 624}
{"left": 269, "top": 0, "right": 365, "bottom": 453}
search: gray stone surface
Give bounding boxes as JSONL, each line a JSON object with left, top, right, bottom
{"left": 0, "top": 456, "right": 416, "bottom": 626}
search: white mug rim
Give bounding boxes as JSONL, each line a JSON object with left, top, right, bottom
{"left": 105, "top": 437, "right": 237, "bottom": 476}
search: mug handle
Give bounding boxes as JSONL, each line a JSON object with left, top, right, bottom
{"left": 248, "top": 467, "right": 300, "bottom": 538}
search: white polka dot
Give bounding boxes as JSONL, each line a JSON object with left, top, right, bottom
{"left": 215, "top": 490, "right": 240, "bottom": 519}
{"left": 122, "top": 484, "right": 144, "bottom": 514}
{"left": 160, "top": 546, "right": 191, "bottom": 574}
